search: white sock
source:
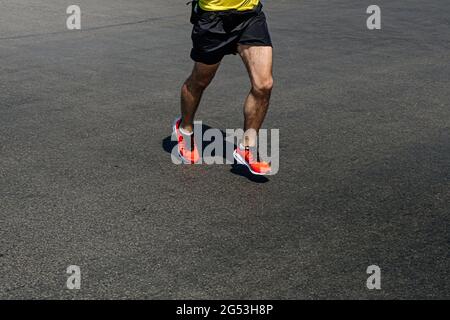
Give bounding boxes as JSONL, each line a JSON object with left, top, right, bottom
{"left": 179, "top": 126, "right": 193, "bottom": 136}
{"left": 239, "top": 143, "right": 252, "bottom": 150}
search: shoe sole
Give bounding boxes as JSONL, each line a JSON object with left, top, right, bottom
{"left": 233, "top": 150, "right": 271, "bottom": 176}
{"left": 172, "top": 117, "right": 197, "bottom": 164}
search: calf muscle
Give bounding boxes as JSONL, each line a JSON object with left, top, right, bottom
{"left": 180, "top": 62, "right": 220, "bottom": 132}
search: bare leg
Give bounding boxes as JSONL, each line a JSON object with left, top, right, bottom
{"left": 238, "top": 45, "right": 274, "bottom": 147}
{"left": 180, "top": 62, "right": 221, "bottom": 132}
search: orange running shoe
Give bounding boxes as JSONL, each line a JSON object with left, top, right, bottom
{"left": 172, "top": 117, "right": 200, "bottom": 164}
{"left": 233, "top": 145, "right": 271, "bottom": 175}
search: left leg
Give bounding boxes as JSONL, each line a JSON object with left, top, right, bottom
{"left": 238, "top": 45, "right": 274, "bottom": 147}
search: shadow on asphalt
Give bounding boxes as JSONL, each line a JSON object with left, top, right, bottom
{"left": 162, "top": 123, "right": 269, "bottom": 183}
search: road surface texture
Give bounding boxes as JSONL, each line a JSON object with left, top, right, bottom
{"left": 0, "top": 0, "right": 449, "bottom": 299}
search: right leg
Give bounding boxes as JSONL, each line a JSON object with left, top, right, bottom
{"left": 180, "top": 61, "right": 221, "bottom": 132}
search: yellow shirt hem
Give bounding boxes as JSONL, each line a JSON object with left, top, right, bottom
{"left": 198, "top": 1, "right": 259, "bottom": 12}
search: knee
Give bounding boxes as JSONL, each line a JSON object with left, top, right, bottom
{"left": 187, "top": 73, "right": 213, "bottom": 91}
{"left": 252, "top": 76, "right": 274, "bottom": 97}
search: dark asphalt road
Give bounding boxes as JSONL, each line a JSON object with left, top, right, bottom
{"left": 0, "top": 0, "right": 449, "bottom": 299}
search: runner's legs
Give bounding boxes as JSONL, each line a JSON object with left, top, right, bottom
{"left": 180, "top": 61, "right": 221, "bottom": 132}
{"left": 238, "top": 44, "right": 273, "bottom": 147}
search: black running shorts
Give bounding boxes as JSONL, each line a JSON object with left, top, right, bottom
{"left": 190, "top": 2, "right": 273, "bottom": 65}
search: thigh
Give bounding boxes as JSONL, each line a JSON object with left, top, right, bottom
{"left": 190, "top": 10, "right": 234, "bottom": 65}
{"left": 237, "top": 45, "right": 273, "bottom": 86}
{"left": 238, "top": 9, "right": 272, "bottom": 48}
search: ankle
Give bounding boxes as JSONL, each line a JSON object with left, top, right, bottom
{"left": 180, "top": 120, "right": 194, "bottom": 134}
{"left": 241, "top": 138, "right": 257, "bottom": 149}
{"left": 239, "top": 143, "right": 256, "bottom": 150}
